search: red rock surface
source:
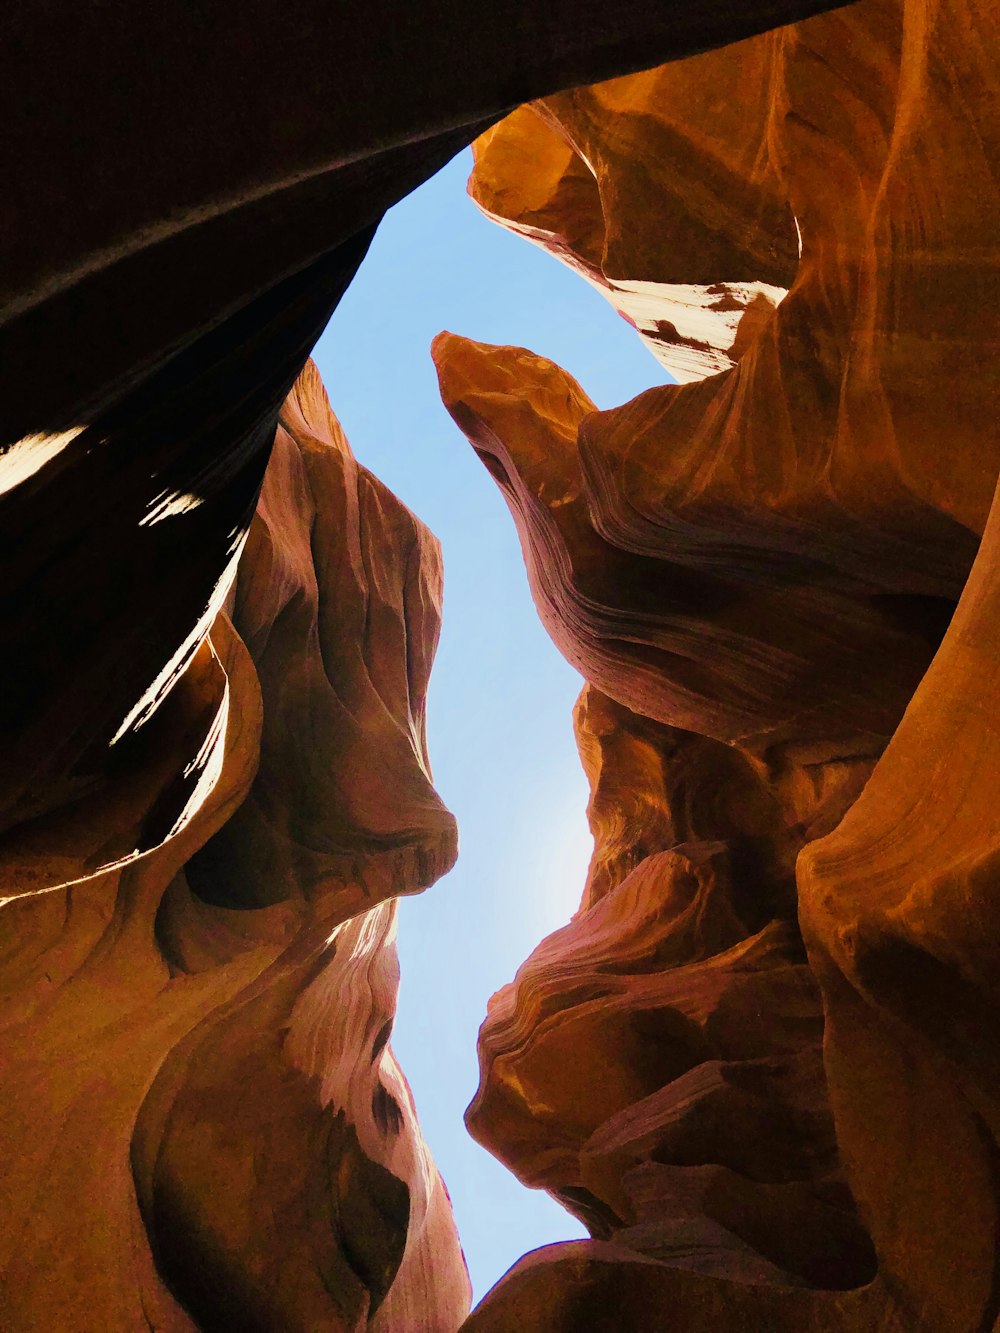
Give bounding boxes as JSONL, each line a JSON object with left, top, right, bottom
{"left": 2, "top": 7, "right": 862, "bottom": 1329}
{"left": 0, "top": 0, "right": 844, "bottom": 913}
{"left": 3, "top": 0, "right": 998, "bottom": 1328}
{"left": 0, "top": 365, "right": 469, "bottom": 1331}
{"left": 464, "top": 684, "right": 875, "bottom": 1294}
{"left": 436, "top": 0, "right": 1000, "bottom": 1326}
{"left": 469, "top": 36, "right": 798, "bottom": 381}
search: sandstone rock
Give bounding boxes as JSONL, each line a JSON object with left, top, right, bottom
{"left": 0, "top": 365, "right": 468, "bottom": 1331}
{"left": 795, "top": 471, "right": 1000, "bottom": 1329}
{"left": 469, "top": 33, "right": 798, "bottom": 382}
{"left": 574, "top": 687, "right": 791, "bottom": 911}
{"left": 0, "top": 0, "right": 847, "bottom": 909}
{"left": 4, "top": 0, "right": 998, "bottom": 1326}
{"left": 466, "top": 685, "right": 875, "bottom": 1294}
{"left": 432, "top": 332, "right": 953, "bottom": 762}
{"left": 440, "top": 0, "right": 1000, "bottom": 1326}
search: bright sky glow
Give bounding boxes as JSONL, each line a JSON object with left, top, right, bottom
{"left": 314, "top": 147, "right": 668, "bottom": 1305}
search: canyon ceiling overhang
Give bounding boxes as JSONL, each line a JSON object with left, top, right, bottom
{"left": 0, "top": 0, "right": 850, "bottom": 890}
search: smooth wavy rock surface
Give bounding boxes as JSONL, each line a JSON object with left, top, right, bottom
{"left": 441, "top": 0, "right": 1000, "bottom": 1326}
{"left": 0, "top": 365, "right": 468, "bottom": 1332}
{"left": 469, "top": 34, "right": 798, "bottom": 382}
{"left": 467, "top": 683, "right": 876, "bottom": 1293}
{"left": 0, "top": 0, "right": 847, "bottom": 908}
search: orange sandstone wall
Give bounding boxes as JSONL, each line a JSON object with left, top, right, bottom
{"left": 439, "top": 0, "right": 1000, "bottom": 1327}
{"left": 2, "top": 0, "right": 996, "bottom": 1327}
{"left": 0, "top": 0, "right": 846, "bottom": 893}
{"left": 0, "top": 365, "right": 470, "bottom": 1332}
{"left": 1, "top": 6, "right": 860, "bottom": 1328}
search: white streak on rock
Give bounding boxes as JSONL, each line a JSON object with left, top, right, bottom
{"left": 0, "top": 428, "right": 82, "bottom": 496}
{"left": 110, "top": 530, "right": 247, "bottom": 744}
{"left": 138, "top": 489, "right": 205, "bottom": 526}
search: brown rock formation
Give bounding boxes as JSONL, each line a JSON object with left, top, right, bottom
{"left": 4, "top": 0, "right": 998, "bottom": 1327}
{"left": 469, "top": 34, "right": 798, "bottom": 381}
{"left": 435, "top": 0, "right": 1000, "bottom": 1326}
{"left": 432, "top": 334, "right": 955, "bottom": 759}
{"left": 465, "top": 684, "right": 875, "bottom": 1293}
{"left": 0, "top": 364, "right": 468, "bottom": 1331}
{"left": 0, "top": 0, "right": 847, "bottom": 915}
{"left": 2, "top": 6, "right": 871, "bottom": 1329}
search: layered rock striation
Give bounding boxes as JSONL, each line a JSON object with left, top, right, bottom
{"left": 3, "top": 0, "right": 999, "bottom": 1328}
{"left": 0, "top": 365, "right": 469, "bottom": 1331}
{"left": 437, "top": 0, "right": 1000, "bottom": 1326}
{"left": 469, "top": 36, "right": 798, "bottom": 382}
{"left": 0, "top": 0, "right": 847, "bottom": 915}
{"left": 3, "top": 6, "right": 870, "bottom": 1329}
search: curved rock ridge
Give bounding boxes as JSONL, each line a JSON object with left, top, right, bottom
{"left": 0, "top": 0, "right": 848, "bottom": 904}
{"left": 432, "top": 333, "right": 954, "bottom": 763}
{"left": 572, "top": 686, "right": 866, "bottom": 922}
{"left": 186, "top": 359, "right": 457, "bottom": 916}
{"left": 467, "top": 684, "right": 875, "bottom": 1293}
{"left": 469, "top": 32, "right": 798, "bottom": 382}
{"left": 438, "top": 0, "right": 1000, "bottom": 1326}
{"left": 469, "top": 883, "right": 876, "bottom": 1290}
{"left": 0, "top": 363, "right": 468, "bottom": 1332}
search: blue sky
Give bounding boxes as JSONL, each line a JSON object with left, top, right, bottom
{"left": 313, "top": 147, "right": 667, "bottom": 1304}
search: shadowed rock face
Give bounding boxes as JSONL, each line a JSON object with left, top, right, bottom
{"left": 465, "top": 684, "right": 877, "bottom": 1294}
{"left": 3, "top": 6, "right": 886, "bottom": 1331}
{"left": 437, "top": 0, "right": 1000, "bottom": 1326}
{"left": 4, "top": 0, "right": 998, "bottom": 1328}
{"left": 2, "top": 9, "right": 860, "bottom": 1326}
{"left": 0, "top": 365, "right": 469, "bottom": 1331}
{"left": 469, "top": 33, "right": 799, "bottom": 381}
{"left": 0, "top": 0, "right": 848, "bottom": 908}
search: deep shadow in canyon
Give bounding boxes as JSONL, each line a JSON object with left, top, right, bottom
{"left": 1, "top": 0, "right": 999, "bottom": 1329}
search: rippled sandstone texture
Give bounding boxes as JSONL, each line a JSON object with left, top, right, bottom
{"left": 4, "top": 0, "right": 997, "bottom": 1327}
{"left": 0, "top": 364, "right": 470, "bottom": 1331}
{"left": 0, "top": 0, "right": 844, "bottom": 897}
{"left": 437, "top": 0, "right": 1000, "bottom": 1326}
{"left": 1, "top": 4, "right": 855, "bottom": 1327}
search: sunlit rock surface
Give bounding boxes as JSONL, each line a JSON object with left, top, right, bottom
{"left": 0, "top": 365, "right": 469, "bottom": 1331}
{"left": 440, "top": 0, "right": 1000, "bottom": 1326}
{"left": 0, "top": 0, "right": 843, "bottom": 900}
{"left": 463, "top": 683, "right": 876, "bottom": 1295}
{"left": 469, "top": 34, "right": 798, "bottom": 382}
{"left": 2, "top": 5, "right": 866, "bottom": 1329}
{"left": 3, "top": 0, "right": 997, "bottom": 1327}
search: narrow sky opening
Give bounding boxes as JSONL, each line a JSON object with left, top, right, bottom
{"left": 314, "top": 147, "right": 668, "bottom": 1304}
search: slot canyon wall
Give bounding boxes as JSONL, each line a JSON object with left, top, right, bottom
{"left": 0, "top": 1, "right": 998, "bottom": 1331}
{"left": 0, "top": 2, "right": 851, "bottom": 1329}
{"left": 0, "top": 364, "right": 471, "bottom": 1330}
{"left": 437, "top": 0, "right": 1000, "bottom": 1327}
